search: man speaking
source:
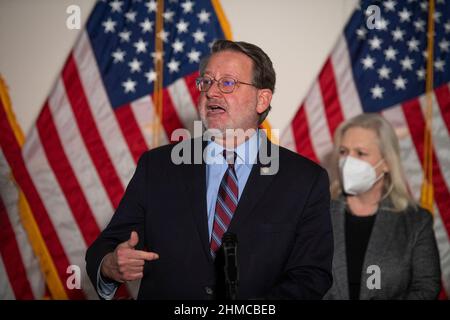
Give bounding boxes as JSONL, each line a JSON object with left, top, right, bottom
{"left": 86, "top": 40, "right": 333, "bottom": 299}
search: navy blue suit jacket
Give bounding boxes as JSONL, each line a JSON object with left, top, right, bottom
{"left": 86, "top": 138, "right": 333, "bottom": 299}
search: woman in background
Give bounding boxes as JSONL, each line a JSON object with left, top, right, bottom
{"left": 324, "top": 113, "right": 441, "bottom": 300}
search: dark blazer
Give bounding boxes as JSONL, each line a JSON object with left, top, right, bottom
{"left": 86, "top": 138, "right": 333, "bottom": 300}
{"left": 324, "top": 198, "right": 441, "bottom": 300}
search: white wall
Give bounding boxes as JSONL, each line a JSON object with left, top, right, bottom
{"left": 0, "top": 0, "right": 357, "bottom": 136}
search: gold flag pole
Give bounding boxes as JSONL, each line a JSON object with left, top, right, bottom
{"left": 152, "top": 0, "right": 165, "bottom": 148}
{"left": 420, "top": 0, "right": 435, "bottom": 214}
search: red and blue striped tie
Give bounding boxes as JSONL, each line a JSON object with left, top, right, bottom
{"left": 210, "top": 151, "right": 238, "bottom": 258}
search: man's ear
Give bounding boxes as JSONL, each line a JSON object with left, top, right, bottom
{"left": 256, "top": 89, "right": 272, "bottom": 114}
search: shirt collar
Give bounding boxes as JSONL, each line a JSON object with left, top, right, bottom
{"left": 204, "top": 129, "right": 263, "bottom": 166}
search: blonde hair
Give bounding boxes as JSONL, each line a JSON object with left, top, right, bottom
{"left": 330, "top": 113, "right": 416, "bottom": 211}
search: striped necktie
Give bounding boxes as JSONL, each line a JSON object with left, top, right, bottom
{"left": 210, "top": 150, "right": 238, "bottom": 258}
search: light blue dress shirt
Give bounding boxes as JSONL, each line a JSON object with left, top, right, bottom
{"left": 204, "top": 130, "right": 260, "bottom": 240}
{"left": 97, "top": 130, "right": 262, "bottom": 299}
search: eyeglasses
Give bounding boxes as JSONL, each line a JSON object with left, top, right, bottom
{"left": 195, "top": 76, "right": 255, "bottom": 93}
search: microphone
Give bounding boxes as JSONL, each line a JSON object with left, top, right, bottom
{"left": 222, "top": 232, "right": 238, "bottom": 300}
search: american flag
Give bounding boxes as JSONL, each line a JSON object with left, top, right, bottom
{"left": 0, "top": 78, "right": 46, "bottom": 299}
{"left": 282, "top": 0, "right": 450, "bottom": 298}
{"left": 0, "top": 0, "right": 227, "bottom": 299}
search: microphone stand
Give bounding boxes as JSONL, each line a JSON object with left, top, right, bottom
{"left": 222, "top": 232, "right": 239, "bottom": 300}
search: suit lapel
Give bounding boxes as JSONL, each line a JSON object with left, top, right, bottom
{"left": 180, "top": 140, "right": 212, "bottom": 263}
{"left": 359, "top": 205, "right": 398, "bottom": 300}
{"left": 179, "top": 138, "right": 278, "bottom": 262}
{"left": 228, "top": 139, "right": 277, "bottom": 234}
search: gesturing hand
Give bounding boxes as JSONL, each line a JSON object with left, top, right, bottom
{"left": 101, "top": 231, "right": 159, "bottom": 283}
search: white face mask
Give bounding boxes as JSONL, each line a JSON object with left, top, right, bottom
{"left": 339, "top": 156, "right": 385, "bottom": 195}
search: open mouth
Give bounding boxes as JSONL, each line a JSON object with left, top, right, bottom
{"left": 207, "top": 105, "right": 226, "bottom": 114}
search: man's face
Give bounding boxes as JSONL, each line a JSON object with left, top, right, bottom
{"left": 198, "top": 50, "right": 271, "bottom": 133}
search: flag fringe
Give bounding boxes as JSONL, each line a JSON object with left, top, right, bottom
{"left": 211, "top": 0, "right": 233, "bottom": 40}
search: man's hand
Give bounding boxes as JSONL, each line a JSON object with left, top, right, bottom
{"left": 101, "top": 231, "right": 159, "bottom": 283}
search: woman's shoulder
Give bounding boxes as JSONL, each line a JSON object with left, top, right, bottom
{"left": 381, "top": 205, "right": 434, "bottom": 235}
{"left": 400, "top": 205, "right": 434, "bottom": 226}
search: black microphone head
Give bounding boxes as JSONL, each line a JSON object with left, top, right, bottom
{"left": 222, "top": 232, "right": 237, "bottom": 246}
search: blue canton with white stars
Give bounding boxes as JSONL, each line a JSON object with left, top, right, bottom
{"left": 87, "top": 0, "right": 225, "bottom": 109}
{"left": 345, "top": 0, "right": 450, "bottom": 112}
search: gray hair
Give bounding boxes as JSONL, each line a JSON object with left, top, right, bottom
{"left": 330, "top": 113, "right": 416, "bottom": 212}
{"left": 199, "top": 40, "right": 276, "bottom": 124}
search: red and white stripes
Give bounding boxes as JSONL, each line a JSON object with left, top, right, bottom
{"left": 2, "top": 26, "right": 201, "bottom": 299}
{"left": 0, "top": 150, "right": 45, "bottom": 299}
